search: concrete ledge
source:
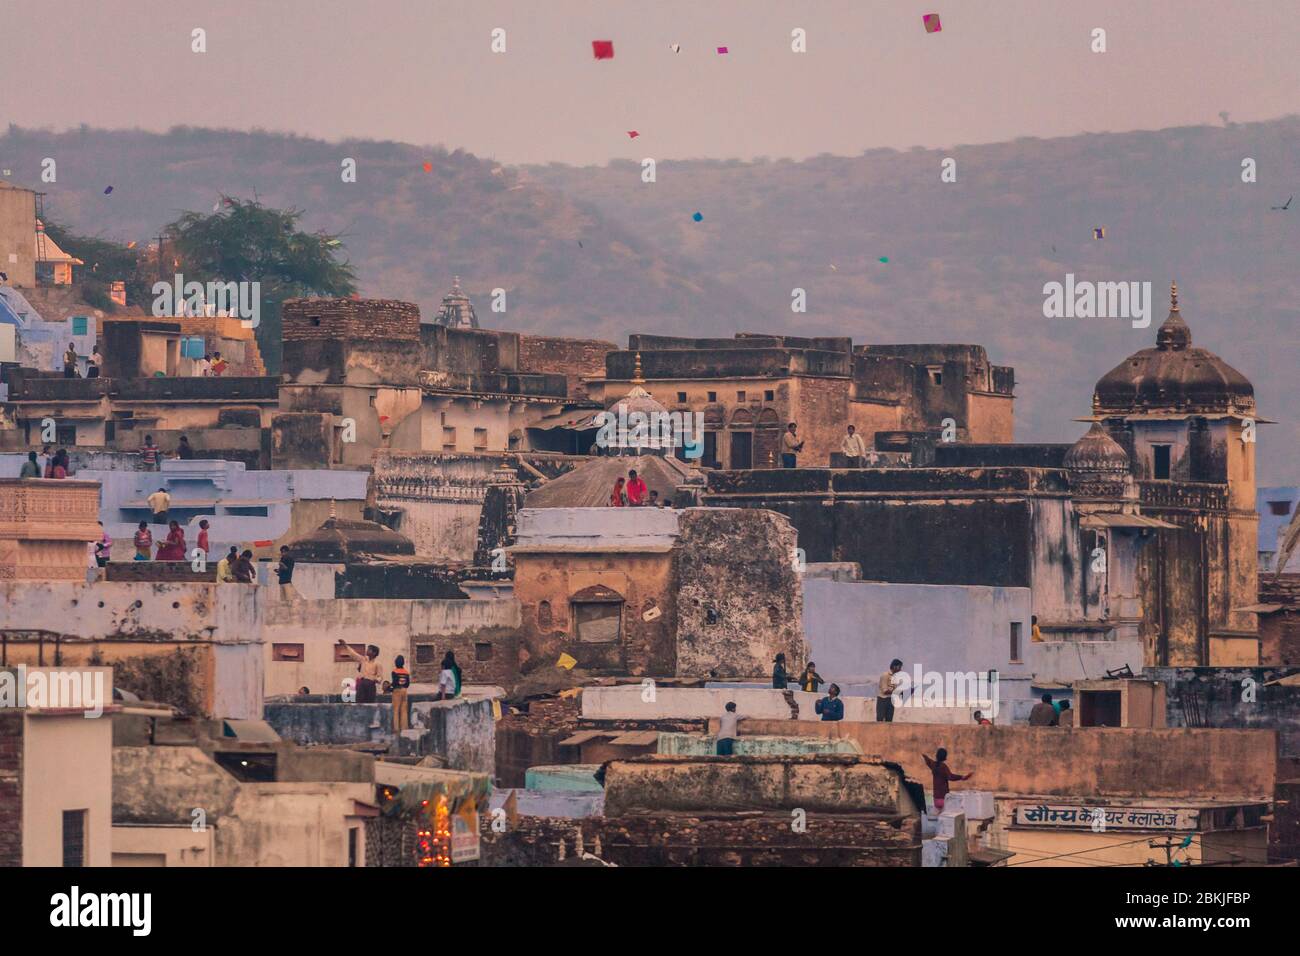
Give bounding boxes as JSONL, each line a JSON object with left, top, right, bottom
{"left": 602, "top": 754, "right": 908, "bottom": 816}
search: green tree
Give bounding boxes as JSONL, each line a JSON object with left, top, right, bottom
{"left": 41, "top": 222, "right": 151, "bottom": 312}
{"left": 165, "top": 197, "right": 356, "bottom": 374}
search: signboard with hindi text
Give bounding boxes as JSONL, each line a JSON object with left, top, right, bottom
{"left": 1013, "top": 803, "right": 1200, "bottom": 831}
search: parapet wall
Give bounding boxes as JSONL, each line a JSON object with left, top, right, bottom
{"left": 601, "top": 755, "right": 907, "bottom": 816}
{"left": 740, "top": 720, "right": 1278, "bottom": 800}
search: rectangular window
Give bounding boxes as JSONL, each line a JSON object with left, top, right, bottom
{"left": 334, "top": 643, "right": 366, "bottom": 663}
{"left": 1152, "top": 445, "right": 1172, "bottom": 480}
{"left": 574, "top": 602, "right": 621, "bottom": 643}
{"left": 56, "top": 425, "right": 76, "bottom": 446}
{"left": 736, "top": 390, "right": 746, "bottom": 402}
{"left": 928, "top": 367, "right": 943, "bottom": 386}
{"left": 442, "top": 426, "right": 457, "bottom": 451}
{"left": 473, "top": 427, "right": 488, "bottom": 450}
{"left": 1009, "top": 623, "right": 1023, "bottom": 663}
{"left": 415, "top": 644, "right": 435, "bottom": 664}
{"left": 62, "top": 810, "right": 87, "bottom": 867}
{"left": 348, "top": 828, "right": 359, "bottom": 868}
{"left": 71, "top": 316, "right": 88, "bottom": 336}
{"left": 1269, "top": 501, "right": 1291, "bottom": 516}
{"left": 706, "top": 391, "right": 717, "bottom": 402}
{"left": 272, "top": 643, "right": 304, "bottom": 662}
{"left": 475, "top": 642, "right": 493, "bottom": 661}
{"left": 676, "top": 391, "right": 687, "bottom": 403}
{"left": 764, "top": 390, "right": 774, "bottom": 402}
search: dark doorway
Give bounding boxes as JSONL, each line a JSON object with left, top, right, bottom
{"left": 731, "top": 431, "right": 753, "bottom": 469}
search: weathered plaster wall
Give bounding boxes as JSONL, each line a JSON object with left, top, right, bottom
{"left": 740, "top": 720, "right": 1278, "bottom": 799}
{"left": 0, "top": 581, "right": 260, "bottom": 718}
{"left": 22, "top": 711, "right": 114, "bottom": 867}
{"left": 601, "top": 755, "right": 907, "bottom": 816}
{"left": 412, "top": 697, "right": 496, "bottom": 774}
{"left": 112, "top": 745, "right": 373, "bottom": 866}
{"left": 260, "top": 596, "right": 518, "bottom": 696}
{"left": 803, "top": 578, "right": 1031, "bottom": 685}
{"left": 675, "top": 508, "right": 804, "bottom": 679}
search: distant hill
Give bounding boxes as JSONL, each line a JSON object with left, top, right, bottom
{"left": 2, "top": 120, "right": 1296, "bottom": 482}
{"left": 0, "top": 125, "right": 757, "bottom": 347}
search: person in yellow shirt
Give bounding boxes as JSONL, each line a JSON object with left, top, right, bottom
{"left": 215, "top": 546, "right": 238, "bottom": 583}
{"left": 1031, "top": 614, "right": 1044, "bottom": 643}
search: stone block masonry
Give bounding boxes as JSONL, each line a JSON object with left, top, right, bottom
{"left": 479, "top": 812, "right": 920, "bottom": 867}
{"left": 282, "top": 297, "right": 422, "bottom": 343}
{"left": 0, "top": 711, "right": 23, "bottom": 867}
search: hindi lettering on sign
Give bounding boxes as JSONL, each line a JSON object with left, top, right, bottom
{"left": 1014, "top": 803, "right": 1200, "bottom": 831}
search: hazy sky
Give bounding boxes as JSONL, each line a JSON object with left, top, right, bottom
{"left": 2, "top": 0, "right": 1297, "bottom": 165}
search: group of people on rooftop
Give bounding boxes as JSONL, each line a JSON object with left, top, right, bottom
{"left": 608, "top": 468, "right": 672, "bottom": 508}
{"left": 60, "top": 343, "right": 230, "bottom": 380}
{"left": 325, "top": 645, "right": 463, "bottom": 733}
{"left": 17, "top": 446, "right": 70, "bottom": 478}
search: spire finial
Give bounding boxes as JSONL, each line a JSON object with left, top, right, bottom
{"left": 452, "top": 275, "right": 461, "bottom": 292}
{"left": 632, "top": 351, "right": 644, "bottom": 384}
{"left": 329, "top": 497, "right": 337, "bottom": 520}
{"left": 1170, "top": 280, "right": 1179, "bottom": 312}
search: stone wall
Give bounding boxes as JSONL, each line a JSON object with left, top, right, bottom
{"left": 517, "top": 334, "right": 616, "bottom": 401}
{"left": 674, "top": 508, "right": 803, "bottom": 678}
{"left": 0, "top": 711, "right": 22, "bottom": 866}
{"left": 1149, "top": 666, "right": 1300, "bottom": 757}
{"left": 602, "top": 755, "right": 908, "bottom": 816}
{"left": 479, "top": 811, "right": 920, "bottom": 867}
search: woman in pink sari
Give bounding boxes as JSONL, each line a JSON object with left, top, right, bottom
{"left": 156, "top": 520, "right": 187, "bottom": 561}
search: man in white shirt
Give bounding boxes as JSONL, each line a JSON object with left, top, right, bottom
{"left": 781, "top": 423, "right": 804, "bottom": 468}
{"left": 842, "top": 424, "right": 867, "bottom": 467}
{"left": 716, "top": 702, "right": 739, "bottom": 755}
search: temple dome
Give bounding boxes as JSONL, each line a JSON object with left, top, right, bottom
{"left": 434, "top": 276, "right": 479, "bottom": 329}
{"left": 607, "top": 384, "right": 668, "bottom": 418}
{"left": 1093, "top": 282, "right": 1254, "bottom": 416}
{"left": 1064, "top": 423, "right": 1129, "bottom": 473}
{"left": 284, "top": 515, "right": 415, "bottom": 563}
{"left": 1065, "top": 423, "right": 1130, "bottom": 498}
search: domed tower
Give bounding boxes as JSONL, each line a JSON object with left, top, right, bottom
{"left": 1089, "top": 281, "right": 1259, "bottom": 666}
{"left": 434, "top": 276, "right": 479, "bottom": 329}
{"left": 1064, "top": 422, "right": 1130, "bottom": 499}
{"left": 1092, "top": 281, "right": 1255, "bottom": 506}
{"left": 600, "top": 354, "right": 673, "bottom": 456}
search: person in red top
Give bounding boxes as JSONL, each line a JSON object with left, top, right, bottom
{"left": 609, "top": 476, "right": 626, "bottom": 507}
{"left": 48, "top": 449, "right": 69, "bottom": 479}
{"left": 210, "top": 352, "right": 228, "bottom": 376}
{"left": 197, "top": 519, "right": 210, "bottom": 556}
{"left": 625, "top": 469, "right": 648, "bottom": 506}
{"left": 156, "top": 520, "right": 187, "bottom": 561}
{"left": 923, "top": 748, "right": 974, "bottom": 812}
